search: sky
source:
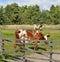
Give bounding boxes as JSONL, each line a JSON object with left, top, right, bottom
{"left": 0, "top": 0, "right": 60, "bottom": 10}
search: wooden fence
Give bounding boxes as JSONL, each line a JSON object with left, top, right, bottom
{"left": 0, "top": 33, "right": 60, "bottom": 62}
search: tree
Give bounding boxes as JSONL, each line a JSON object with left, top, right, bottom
{"left": 0, "top": 6, "right": 8, "bottom": 25}
{"left": 50, "top": 5, "right": 60, "bottom": 24}
{"left": 0, "top": 3, "right": 60, "bottom": 25}
{"left": 5, "top": 3, "right": 20, "bottom": 24}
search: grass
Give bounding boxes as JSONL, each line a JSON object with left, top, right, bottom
{"left": 0, "top": 29, "right": 60, "bottom": 61}
{"left": 1, "top": 29, "right": 15, "bottom": 39}
{"left": 1, "top": 29, "right": 60, "bottom": 39}
{"left": 0, "top": 55, "right": 2, "bottom": 62}
{"left": 41, "top": 29, "right": 60, "bottom": 40}
{"left": 1, "top": 29, "right": 60, "bottom": 49}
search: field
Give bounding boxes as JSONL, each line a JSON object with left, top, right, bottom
{"left": 1, "top": 28, "right": 60, "bottom": 50}
{"left": 1, "top": 28, "right": 60, "bottom": 49}
{"left": 0, "top": 25, "right": 60, "bottom": 61}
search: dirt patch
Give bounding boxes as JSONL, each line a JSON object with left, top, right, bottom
{"left": 0, "top": 24, "right": 60, "bottom": 30}
{"left": 26, "top": 53, "right": 60, "bottom": 62}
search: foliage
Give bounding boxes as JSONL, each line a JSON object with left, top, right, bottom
{"left": 0, "top": 3, "right": 60, "bottom": 25}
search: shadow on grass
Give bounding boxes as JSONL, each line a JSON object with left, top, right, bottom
{"left": 28, "top": 46, "right": 47, "bottom": 51}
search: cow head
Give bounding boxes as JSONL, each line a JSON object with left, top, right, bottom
{"left": 44, "top": 34, "right": 50, "bottom": 44}
{"left": 44, "top": 34, "right": 50, "bottom": 40}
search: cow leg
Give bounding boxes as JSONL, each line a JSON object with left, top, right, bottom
{"left": 14, "top": 39, "right": 19, "bottom": 52}
{"left": 34, "top": 41, "right": 38, "bottom": 51}
{"left": 44, "top": 41, "right": 49, "bottom": 45}
{"left": 14, "top": 39, "right": 23, "bottom": 52}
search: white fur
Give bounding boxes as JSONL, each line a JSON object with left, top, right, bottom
{"left": 19, "top": 29, "right": 27, "bottom": 38}
{"left": 34, "top": 24, "right": 40, "bottom": 30}
{"left": 21, "top": 37, "right": 28, "bottom": 43}
{"left": 18, "top": 29, "right": 28, "bottom": 43}
{"left": 44, "top": 35, "right": 47, "bottom": 40}
{"left": 36, "top": 30, "right": 39, "bottom": 33}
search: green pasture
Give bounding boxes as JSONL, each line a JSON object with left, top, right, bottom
{"left": 0, "top": 29, "right": 60, "bottom": 61}
{"left": 1, "top": 29, "right": 60, "bottom": 51}
{"left": 1, "top": 29, "right": 60, "bottom": 49}
{"left": 1, "top": 29, "right": 60, "bottom": 39}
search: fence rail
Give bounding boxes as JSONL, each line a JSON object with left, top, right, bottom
{"left": 0, "top": 33, "right": 60, "bottom": 62}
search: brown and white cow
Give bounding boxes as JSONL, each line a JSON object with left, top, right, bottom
{"left": 14, "top": 29, "right": 50, "bottom": 51}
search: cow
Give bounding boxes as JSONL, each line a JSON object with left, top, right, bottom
{"left": 14, "top": 24, "right": 49, "bottom": 50}
{"left": 14, "top": 29, "right": 50, "bottom": 51}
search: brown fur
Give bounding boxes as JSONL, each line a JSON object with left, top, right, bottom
{"left": 14, "top": 30, "right": 49, "bottom": 51}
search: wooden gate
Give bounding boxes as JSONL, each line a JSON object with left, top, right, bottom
{"left": 0, "top": 33, "right": 60, "bottom": 62}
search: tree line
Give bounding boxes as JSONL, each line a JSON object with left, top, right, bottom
{"left": 0, "top": 3, "right": 60, "bottom": 25}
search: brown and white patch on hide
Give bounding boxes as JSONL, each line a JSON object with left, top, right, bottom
{"left": 18, "top": 29, "right": 29, "bottom": 43}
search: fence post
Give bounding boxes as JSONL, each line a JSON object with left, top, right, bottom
{"left": 50, "top": 41, "right": 53, "bottom": 62}
{"left": 0, "top": 33, "right": 5, "bottom": 61}
{"left": 0, "top": 33, "right": 2, "bottom": 54}
{"left": 23, "top": 38, "right": 26, "bottom": 62}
